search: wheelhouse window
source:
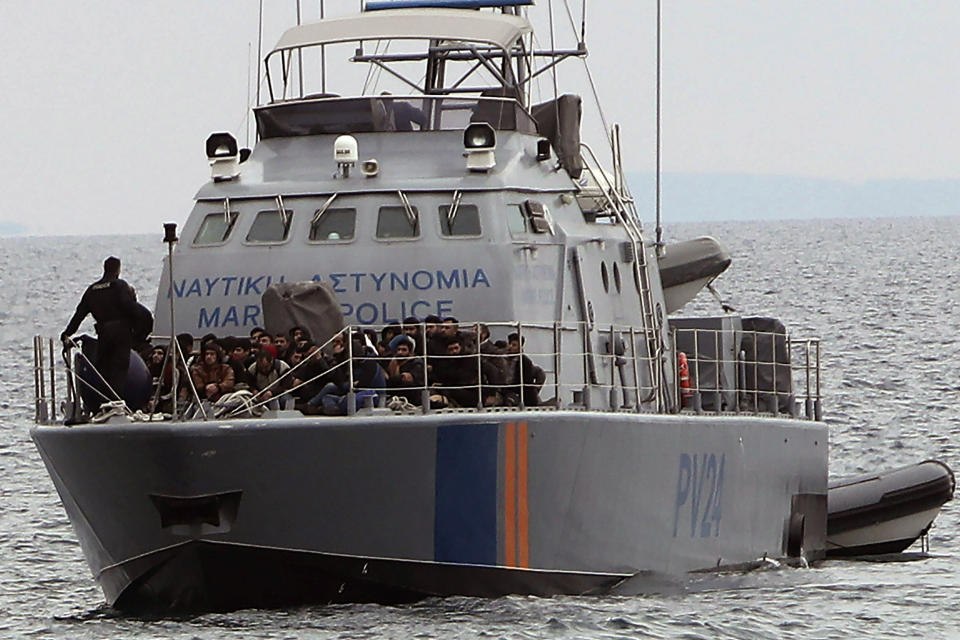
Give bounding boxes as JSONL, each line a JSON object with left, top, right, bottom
{"left": 310, "top": 207, "right": 356, "bottom": 242}
{"left": 193, "top": 212, "right": 237, "bottom": 245}
{"left": 507, "top": 205, "right": 528, "bottom": 235}
{"left": 507, "top": 200, "right": 554, "bottom": 236}
{"left": 246, "top": 209, "right": 292, "bottom": 243}
{"left": 376, "top": 205, "right": 420, "bottom": 239}
{"left": 438, "top": 204, "right": 481, "bottom": 237}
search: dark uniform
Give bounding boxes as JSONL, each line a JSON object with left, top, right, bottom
{"left": 389, "top": 101, "right": 428, "bottom": 131}
{"left": 62, "top": 270, "right": 141, "bottom": 403}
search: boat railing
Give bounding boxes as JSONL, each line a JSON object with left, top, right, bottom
{"left": 673, "top": 326, "right": 823, "bottom": 421}
{"left": 32, "top": 336, "right": 57, "bottom": 424}
{"left": 32, "top": 320, "right": 822, "bottom": 425}
{"left": 223, "top": 320, "right": 822, "bottom": 420}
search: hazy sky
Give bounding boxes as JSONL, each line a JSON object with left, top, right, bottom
{"left": 2, "top": 1, "right": 959, "bottom": 235}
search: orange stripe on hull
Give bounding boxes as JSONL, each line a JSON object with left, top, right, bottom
{"left": 504, "top": 422, "right": 516, "bottom": 567}
{"left": 517, "top": 421, "right": 530, "bottom": 569}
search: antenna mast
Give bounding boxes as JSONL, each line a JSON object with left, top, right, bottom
{"left": 655, "top": 0, "right": 664, "bottom": 253}
{"left": 296, "top": 0, "right": 304, "bottom": 96}
{"left": 256, "top": 0, "right": 264, "bottom": 107}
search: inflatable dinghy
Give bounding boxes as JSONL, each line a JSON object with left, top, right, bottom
{"left": 658, "top": 236, "right": 731, "bottom": 314}
{"left": 827, "top": 460, "right": 955, "bottom": 557}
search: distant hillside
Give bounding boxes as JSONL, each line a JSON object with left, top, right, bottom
{"left": 625, "top": 173, "right": 960, "bottom": 223}
{"left": 0, "top": 221, "right": 27, "bottom": 236}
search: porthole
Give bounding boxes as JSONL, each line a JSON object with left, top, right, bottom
{"left": 613, "top": 262, "right": 622, "bottom": 294}
{"left": 601, "top": 261, "right": 610, "bottom": 293}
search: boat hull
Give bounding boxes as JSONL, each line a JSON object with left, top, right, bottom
{"left": 32, "top": 411, "right": 828, "bottom": 611}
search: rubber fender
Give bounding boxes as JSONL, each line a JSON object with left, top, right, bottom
{"left": 75, "top": 336, "right": 152, "bottom": 412}
{"left": 786, "top": 511, "right": 806, "bottom": 558}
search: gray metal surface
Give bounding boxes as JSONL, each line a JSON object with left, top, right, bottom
{"left": 32, "top": 410, "right": 827, "bottom": 604}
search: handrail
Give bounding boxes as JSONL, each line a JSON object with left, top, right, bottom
{"left": 35, "top": 320, "right": 823, "bottom": 424}
{"left": 235, "top": 320, "right": 821, "bottom": 419}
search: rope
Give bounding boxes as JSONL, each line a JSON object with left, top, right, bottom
{"left": 63, "top": 336, "right": 123, "bottom": 403}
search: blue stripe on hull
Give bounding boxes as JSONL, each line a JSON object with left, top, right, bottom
{"left": 434, "top": 423, "right": 498, "bottom": 565}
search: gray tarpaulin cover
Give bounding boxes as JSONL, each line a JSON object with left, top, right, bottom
{"left": 261, "top": 281, "right": 345, "bottom": 346}
{"left": 670, "top": 315, "right": 742, "bottom": 412}
{"left": 669, "top": 315, "right": 794, "bottom": 415}
{"left": 531, "top": 94, "right": 583, "bottom": 179}
{"left": 740, "top": 316, "right": 793, "bottom": 414}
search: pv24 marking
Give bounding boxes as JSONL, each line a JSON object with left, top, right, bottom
{"left": 672, "top": 453, "right": 725, "bottom": 538}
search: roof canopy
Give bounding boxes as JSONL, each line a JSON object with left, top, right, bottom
{"left": 365, "top": 0, "right": 533, "bottom": 10}
{"left": 270, "top": 8, "right": 533, "bottom": 55}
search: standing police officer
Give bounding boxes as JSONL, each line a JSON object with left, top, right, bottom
{"left": 61, "top": 256, "right": 142, "bottom": 406}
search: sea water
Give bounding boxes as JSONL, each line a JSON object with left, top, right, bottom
{"left": 1, "top": 216, "right": 958, "bottom": 639}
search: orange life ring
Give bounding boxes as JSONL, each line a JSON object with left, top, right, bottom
{"left": 677, "top": 351, "right": 693, "bottom": 405}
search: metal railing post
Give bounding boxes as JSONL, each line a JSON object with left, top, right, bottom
{"left": 804, "top": 340, "right": 813, "bottom": 420}
{"left": 553, "top": 321, "right": 561, "bottom": 407}
{"left": 33, "top": 337, "right": 41, "bottom": 423}
{"left": 815, "top": 340, "right": 823, "bottom": 421}
{"left": 630, "top": 325, "right": 641, "bottom": 412}
{"left": 713, "top": 328, "right": 721, "bottom": 412}
{"left": 517, "top": 322, "right": 525, "bottom": 409}
{"left": 421, "top": 322, "right": 430, "bottom": 414}
{"left": 164, "top": 223, "right": 180, "bottom": 422}
{"left": 347, "top": 328, "right": 356, "bottom": 416}
{"left": 48, "top": 337, "right": 56, "bottom": 422}
{"left": 581, "top": 320, "right": 589, "bottom": 406}
{"left": 475, "top": 322, "right": 483, "bottom": 409}
{"left": 772, "top": 332, "right": 779, "bottom": 417}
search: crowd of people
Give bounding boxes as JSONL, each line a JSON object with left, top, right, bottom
{"left": 139, "top": 316, "right": 546, "bottom": 416}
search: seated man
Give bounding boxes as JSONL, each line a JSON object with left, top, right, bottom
{"left": 291, "top": 342, "right": 333, "bottom": 407}
{"left": 274, "top": 333, "right": 292, "bottom": 363}
{"left": 248, "top": 348, "right": 292, "bottom": 410}
{"left": 430, "top": 334, "right": 499, "bottom": 408}
{"left": 504, "top": 333, "right": 546, "bottom": 406}
{"left": 379, "top": 323, "right": 402, "bottom": 357}
{"left": 385, "top": 335, "right": 425, "bottom": 405}
{"left": 190, "top": 342, "right": 235, "bottom": 403}
{"left": 146, "top": 344, "right": 166, "bottom": 380}
{"left": 227, "top": 337, "right": 256, "bottom": 391}
{"left": 155, "top": 333, "right": 196, "bottom": 411}
{"left": 306, "top": 333, "right": 385, "bottom": 414}
{"left": 402, "top": 316, "right": 425, "bottom": 356}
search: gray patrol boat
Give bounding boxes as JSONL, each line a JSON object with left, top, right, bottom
{"left": 31, "top": 0, "right": 829, "bottom": 612}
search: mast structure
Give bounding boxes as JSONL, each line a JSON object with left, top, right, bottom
{"left": 655, "top": 0, "right": 664, "bottom": 253}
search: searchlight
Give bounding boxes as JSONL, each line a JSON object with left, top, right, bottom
{"left": 464, "top": 123, "right": 496, "bottom": 172}
{"left": 206, "top": 132, "right": 241, "bottom": 182}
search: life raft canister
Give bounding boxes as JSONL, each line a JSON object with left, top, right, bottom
{"left": 677, "top": 351, "right": 693, "bottom": 405}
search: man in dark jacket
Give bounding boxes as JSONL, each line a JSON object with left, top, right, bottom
{"left": 61, "top": 256, "right": 144, "bottom": 407}
{"left": 385, "top": 335, "right": 425, "bottom": 405}
{"left": 431, "top": 334, "right": 500, "bottom": 408}
{"left": 504, "top": 333, "right": 546, "bottom": 406}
